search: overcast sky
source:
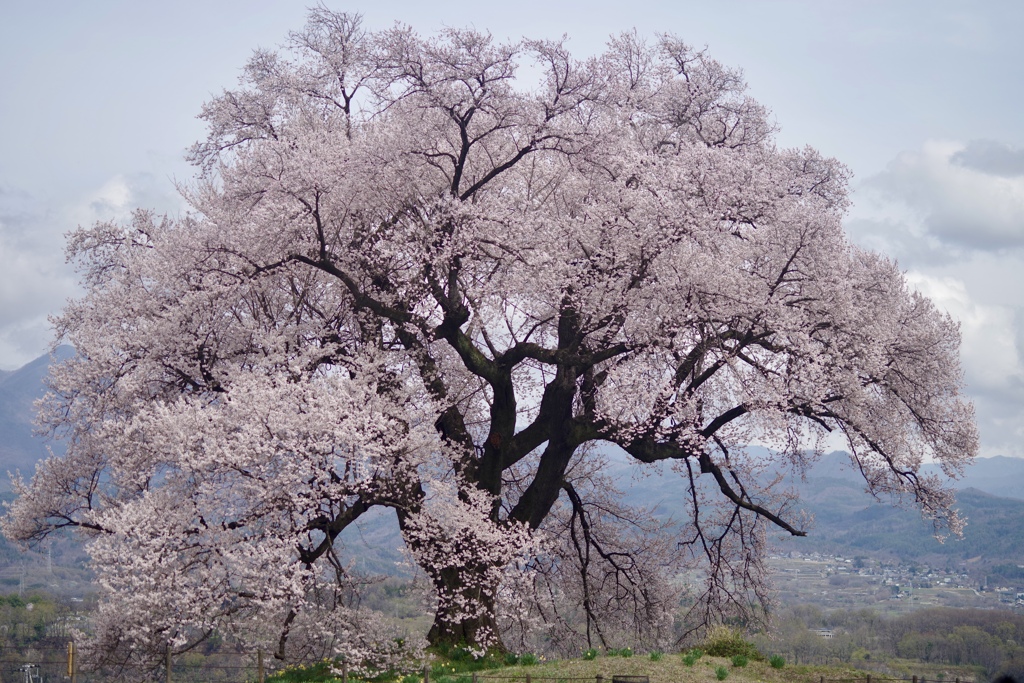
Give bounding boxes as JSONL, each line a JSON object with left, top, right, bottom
{"left": 2, "top": 0, "right": 1022, "bottom": 457}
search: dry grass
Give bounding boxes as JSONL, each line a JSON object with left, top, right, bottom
{"left": 468, "top": 654, "right": 866, "bottom": 683}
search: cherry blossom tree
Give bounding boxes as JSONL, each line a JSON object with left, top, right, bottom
{"left": 3, "top": 7, "right": 977, "bottom": 662}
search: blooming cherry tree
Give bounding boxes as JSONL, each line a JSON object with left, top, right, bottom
{"left": 4, "top": 8, "right": 976, "bottom": 661}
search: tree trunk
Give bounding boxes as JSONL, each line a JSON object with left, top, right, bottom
{"left": 427, "top": 564, "right": 504, "bottom": 651}
{"left": 423, "top": 565, "right": 503, "bottom": 655}
{"left": 397, "top": 507, "right": 509, "bottom": 652}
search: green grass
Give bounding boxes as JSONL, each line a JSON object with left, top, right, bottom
{"left": 267, "top": 646, "right": 953, "bottom": 683}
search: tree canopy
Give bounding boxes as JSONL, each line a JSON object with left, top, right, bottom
{"left": 3, "top": 8, "right": 977, "bottom": 668}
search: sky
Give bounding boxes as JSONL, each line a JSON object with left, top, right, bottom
{"left": 1, "top": 0, "right": 1022, "bottom": 457}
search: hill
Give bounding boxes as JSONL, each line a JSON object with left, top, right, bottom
{"left": 0, "top": 346, "right": 73, "bottom": 488}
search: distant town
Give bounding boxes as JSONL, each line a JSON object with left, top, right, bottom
{"left": 771, "top": 552, "right": 1024, "bottom": 612}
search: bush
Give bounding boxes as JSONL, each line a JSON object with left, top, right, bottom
{"left": 769, "top": 655, "right": 785, "bottom": 669}
{"left": 620, "top": 648, "right": 633, "bottom": 659}
{"left": 519, "top": 654, "right": 539, "bottom": 666}
{"left": 582, "top": 649, "right": 597, "bottom": 661}
{"left": 268, "top": 660, "right": 340, "bottom": 682}
{"left": 649, "top": 651, "right": 663, "bottom": 662}
{"left": 701, "top": 626, "right": 764, "bottom": 661}
{"left": 681, "top": 649, "right": 703, "bottom": 667}
{"left": 715, "top": 665, "right": 729, "bottom": 681}
{"left": 730, "top": 655, "right": 748, "bottom": 668}
{"left": 503, "top": 653, "right": 519, "bottom": 666}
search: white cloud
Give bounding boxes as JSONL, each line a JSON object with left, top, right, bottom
{"left": 860, "top": 140, "right": 1024, "bottom": 250}
{"left": 844, "top": 139, "right": 1024, "bottom": 457}
{"left": 70, "top": 174, "right": 134, "bottom": 226}
{"left": 905, "top": 272, "right": 1023, "bottom": 393}
{"left": 903, "top": 271, "right": 1024, "bottom": 457}
{"left": 0, "top": 173, "right": 189, "bottom": 370}
{"left": 0, "top": 175, "right": 159, "bottom": 371}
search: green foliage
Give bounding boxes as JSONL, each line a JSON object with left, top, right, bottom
{"left": 649, "top": 651, "right": 663, "bottom": 662}
{"left": 0, "top": 592, "right": 64, "bottom": 648}
{"left": 428, "top": 645, "right": 509, "bottom": 675}
{"left": 768, "top": 654, "right": 785, "bottom": 669}
{"left": 730, "top": 655, "right": 748, "bottom": 668}
{"left": 606, "top": 647, "right": 633, "bottom": 658}
{"left": 701, "top": 626, "right": 764, "bottom": 661}
{"left": 268, "top": 660, "right": 341, "bottom": 683}
{"left": 715, "top": 665, "right": 729, "bottom": 680}
{"left": 681, "top": 648, "right": 703, "bottom": 667}
{"left": 519, "top": 654, "right": 539, "bottom": 666}
{"left": 582, "top": 649, "right": 598, "bottom": 661}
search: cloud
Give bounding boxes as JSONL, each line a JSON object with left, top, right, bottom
{"left": 845, "top": 143, "right": 1024, "bottom": 458}
{"left": 0, "top": 173, "right": 185, "bottom": 370}
{"left": 904, "top": 271, "right": 1024, "bottom": 457}
{"left": 860, "top": 140, "right": 1024, "bottom": 251}
{"left": 0, "top": 187, "right": 76, "bottom": 369}
{"left": 951, "top": 139, "right": 1024, "bottom": 178}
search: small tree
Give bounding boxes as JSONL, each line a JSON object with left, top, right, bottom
{"left": 4, "top": 8, "right": 976, "bottom": 660}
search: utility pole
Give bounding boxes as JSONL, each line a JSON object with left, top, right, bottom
{"left": 68, "top": 640, "right": 77, "bottom": 683}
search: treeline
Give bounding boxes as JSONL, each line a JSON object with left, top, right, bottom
{"left": 755, "top": 605, "right": 1024, "bottom": 681}
{"left": 0, "top": 592, "right": 86, "bottom": 646}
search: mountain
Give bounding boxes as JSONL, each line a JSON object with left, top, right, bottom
{"left": 0, "top": 346, "right": 73, "bottom": 488}
{"left": 925, "top": 455, "right": 1024, "bottom": 501}
{"left": 604, "top": 448, "right": 1024, "bottom": 565}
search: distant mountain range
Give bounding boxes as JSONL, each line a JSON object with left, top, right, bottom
{"left": 1, "top": 350, "right": 1022, "bottom": 576}
{"left": 0, "top": 346, "right": 73, "bottom": 487}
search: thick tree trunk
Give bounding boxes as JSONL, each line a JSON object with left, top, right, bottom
{"left": 426, "top": 565, "right": 504, "bottom": 651}
{"left": 427, "top": 567, "right": 503, "bottom": 650}
{"left": 396, "top": 505, "right": 509, "bottom": 652}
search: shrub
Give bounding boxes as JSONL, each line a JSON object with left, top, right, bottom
{"left": 649, "top": 651, "right": 663, "bottom": 662}
{"left": 701, "top": 626, "right": 764, "bottom": 661}
{"left": 268, "top": 660, "right": 340, "bottom": 682}
{"left": 503, "top": 653, "right": 519, "bottom": 666}
{"left": 715, "top": 665, "right": 729, "bottom": 681}
{"left": 620, "top": 648, "right": 633, "bottom": 659}
{"left": 681, "top": 649, "right": 703, "bottom": 667}
{"left": 769, "top": 655, "right": 785, "bottom": 669}
{"left": 730, "top": 655, "right": 748, "bottom": 668}
{"left": 582, "top": 649, "right": 598, "bottom": 661}
{"left": 519, "top": 654, "right": 539, "bottom": 666}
